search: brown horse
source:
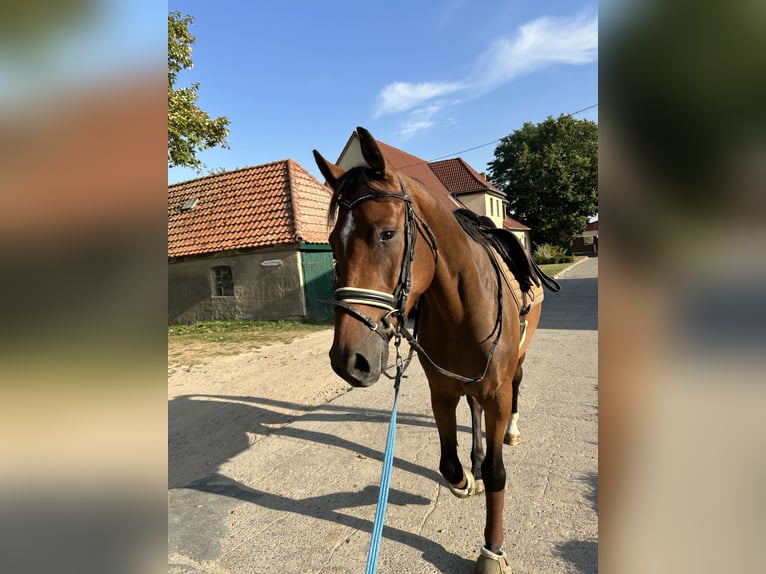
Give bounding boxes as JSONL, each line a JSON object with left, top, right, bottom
{"left": 313, "top": 127, "right": 549, "bottom": 574}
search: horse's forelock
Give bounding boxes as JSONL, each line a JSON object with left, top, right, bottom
{"left": 327, "top": 166, "right": 394, "bottom": 224}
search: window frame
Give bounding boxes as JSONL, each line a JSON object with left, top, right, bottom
{"left": 211, "top": 265, "right": 235, "bottom": 297}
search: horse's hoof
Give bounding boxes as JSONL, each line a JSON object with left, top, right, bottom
{"left": 447, "top": 468, "right": 476, "bottom": 498}
{"left": 474, "top": 478, "right": 485, "bottom": 495}
{"left": 504, "top": 432, "right": 522, "bottom": 446}
{"left": 474, "top": 546, "right": 512, "bottom": 573}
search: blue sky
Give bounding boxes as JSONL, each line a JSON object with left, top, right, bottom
{"left": 168, "top": 1, "right": 597, "bottom": 185}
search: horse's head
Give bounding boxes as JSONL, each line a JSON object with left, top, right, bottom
{"left": 313, "top": 127, "right": 436, "bottom": 387}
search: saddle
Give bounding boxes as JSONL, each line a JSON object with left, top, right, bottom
{"left": 453, "top": 208, "right": 561, "bottom": 295}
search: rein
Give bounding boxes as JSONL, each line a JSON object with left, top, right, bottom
{"left": 364, "top": 334, "right": 404, "bottom": 574}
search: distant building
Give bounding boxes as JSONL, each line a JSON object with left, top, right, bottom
{"left": 168, "top": 160, "right": 334, "bottom": 324}
{"left": 573, "top": 220, "right": 598, "bottom": 255}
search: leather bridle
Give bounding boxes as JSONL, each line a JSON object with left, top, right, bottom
{"left": 329, "top": 175, "right": 435, "bottom": 342}
{"left": 328, "top": 174, "right": 505, "bottom": 384}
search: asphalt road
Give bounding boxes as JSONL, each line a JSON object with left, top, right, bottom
{"left": 169, "top": 256, "right": 598, "bottom": 574}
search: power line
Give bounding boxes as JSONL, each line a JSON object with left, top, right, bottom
{"left": 568, "top": 103, "right": 598, "bottom": 116}
{"left": 429, "top": 140, "right": 503, "bottom": 162}
{"left": 399, "top": 103, "right": 598, "bottom": 169}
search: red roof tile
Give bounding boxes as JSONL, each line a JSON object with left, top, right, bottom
{"left": 168, "top": 159, "right": 332, "bottom": 258}
{"left": 374, "top": 140, "right": 461, "bottom": 207}
{"left": 428, "top": 157, "right": 502, "bottom": 196}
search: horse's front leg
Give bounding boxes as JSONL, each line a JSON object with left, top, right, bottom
{"left": 431, "top": 390, "right": 477, "bottom": 497}
{"left": 476, "top": 401, "right": 513, "bottom": 574}
{"left": 466, "top": 396, "right": 486, "bottom": 494}
{"left": 503, "top": 360, "right": 524, "bottom": 446}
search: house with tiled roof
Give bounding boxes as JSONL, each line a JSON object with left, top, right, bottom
{"left": 428, "top": 157, "right": 531, "bottom": 250}
{"left": 573, "top": 219, "right": 598, "bottom": 255}
{"left": 334, "top": 130, "right": 532, "bottom": 252}
{"left": 168, "top": 159, "right": 335, "bottom": 323}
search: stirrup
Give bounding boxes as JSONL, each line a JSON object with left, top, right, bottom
{"left": 447, "top": 468, "right": 476, "bottom": 498}
{"left": 474, "top": 546, "right": 512, "bottom": 574}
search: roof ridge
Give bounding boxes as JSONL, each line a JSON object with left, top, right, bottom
{"left": 284, "top": 159, "right": 301, "bottom": 242}
{"left": 168, "top": 159, "right": 290, "bottom": 188}
{"left": 457, "top": 156, "right": 488, "bottom": 179}
{"left": 457, "top": 157, "right": 492, "bottom": 190}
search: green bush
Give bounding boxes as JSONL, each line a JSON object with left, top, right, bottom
{"left": 533, "top": 243, "right": 573, "bottom": 265}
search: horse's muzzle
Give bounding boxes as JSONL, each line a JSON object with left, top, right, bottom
{"left": 329, "top": 339, "right": 389, "bottom": 388}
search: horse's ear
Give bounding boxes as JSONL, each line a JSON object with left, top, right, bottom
{"left": 356, "top": 126, "right": 386, "bottom": 178}
{"left": 313, "top": 150, "right": 345, "bottom": 189}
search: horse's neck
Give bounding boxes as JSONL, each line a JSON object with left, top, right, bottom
{"left": 415, "top": 193, "right": 496, "bottom": 329}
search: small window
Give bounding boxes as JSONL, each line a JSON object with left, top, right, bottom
{"left": 180, "top": 198, "right": 199, "bottom": 212}
{"left": 212, "top": 266, "right": 234, "bottom": 296}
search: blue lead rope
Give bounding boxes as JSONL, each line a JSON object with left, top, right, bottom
{"left": 364, "top": 348, "right": 404, "bottom": 574}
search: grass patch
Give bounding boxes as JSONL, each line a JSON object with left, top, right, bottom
{"left": 169, "top": 320, "right": 331, "bottom": 345}
{"left": 168, "top": 320, "right": 332, "bottom": 366}
{"left": 539, "top": 257, "right": 585, "bottom": 278}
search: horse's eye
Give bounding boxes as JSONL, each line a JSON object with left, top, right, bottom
{"left": 380, "top": 230, "right": 396, "bottom": 242}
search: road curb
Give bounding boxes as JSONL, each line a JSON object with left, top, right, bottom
{"left": 553, "top": 255, "right": 595, "bottom": 279}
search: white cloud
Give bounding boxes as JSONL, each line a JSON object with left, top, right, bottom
{"left": 374, "top": 81, "right": 466, "bottom": 118}
{"left": 398, "top": 119, "right": 435, "bottom": 139}
{"left": 396, "top": 102, "right": 446, "bottom": 139}
{"left": 373, "top": 12, "right": 598, "bottom": 121}
{"left": 472, "top": 13, "right": 598, "bottom": 91}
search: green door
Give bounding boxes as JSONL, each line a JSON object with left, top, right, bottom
{"left": 301, "top": 249, "right": 334, "bottom": 321}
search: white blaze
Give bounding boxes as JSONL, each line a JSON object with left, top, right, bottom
{"left": 340, "top": 211, "right": 355, "bottom": 250}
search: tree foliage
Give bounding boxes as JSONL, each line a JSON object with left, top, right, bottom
{"left": 168, "top": 11, "right": 230, "bottom": 170}
{"left": 488, "top": 115, "right": 598, "bottom": 249}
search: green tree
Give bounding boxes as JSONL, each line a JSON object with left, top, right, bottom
{"left": 488, "top": 115, "right": 598, "bottom": 250}
{"left": 168, "top": 11, "right": 230, "bottom": 170}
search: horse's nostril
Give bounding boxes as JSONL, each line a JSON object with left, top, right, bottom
{"left": 353, "top": 353, "right": 371, "bottom": 375}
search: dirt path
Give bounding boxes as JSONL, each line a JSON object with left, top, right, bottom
{"left": 168, "top": 329, "right": 349, "bottom": 488}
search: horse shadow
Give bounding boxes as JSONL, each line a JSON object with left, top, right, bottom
{"left": 169, "top": 393, "right": 477, "bottom": 571}
{"left": 188, "top": 472, "right": 475, "bottom": 572}
{"left": 554, "top": 539, "right": 598, "bottom": 574}
{"left": 168, "top": 393, "right": 451, "bottom": 488}
{"left": 553, "top": 471, "right": 598, "bottom": 573}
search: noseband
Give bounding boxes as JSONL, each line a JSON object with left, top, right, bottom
{"left": 330, "top": 175, "right": 435, "bottom": 342}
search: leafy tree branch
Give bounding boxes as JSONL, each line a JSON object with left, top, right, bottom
{"left": 488, "top": 115, "right": 598, "bottom": 249}
{"left": 168, "top": 11, "right": 230, "bottom": 170}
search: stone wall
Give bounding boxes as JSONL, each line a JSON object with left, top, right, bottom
{"left": 168, "top": 247, "right": 306, "bottom": 324}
